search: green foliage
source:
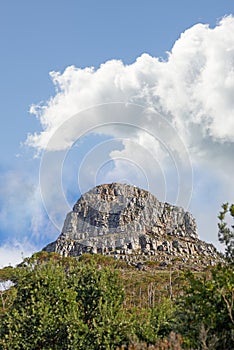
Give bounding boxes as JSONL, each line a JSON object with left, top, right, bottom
{"left": 0, "top": 267, "right": 17, "bottom": 314}
{"left": 72, "top": 262, "right": 129, "bottom": 349}
{"left": 132, "top": 299, "right": 176, "bottom": 345}
{"left": 0, "top": 251, "right": 233, "bottom": 349}
{"left": 218, "top": 203, "right": 234, "bottom": 262}
{"left": 175, "top": 265, "right": 234, "bottom": 349}
{"left": 1, "top": 200, "right": 234, "bottom": 349}
{"left": 0, "top": 253, "right": 129, "bottom": 349}
{"left": 0, "top": 259, "right": 78, "bottom": 349}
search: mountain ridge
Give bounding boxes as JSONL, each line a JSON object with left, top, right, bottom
{"left": 44, "top": 183, "right": 221, "bottom": 269}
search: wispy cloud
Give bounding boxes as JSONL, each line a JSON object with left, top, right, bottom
{"left": 0, "top": 166, "right": 57, "bottom": 256}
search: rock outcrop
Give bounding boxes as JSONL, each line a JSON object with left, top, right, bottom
{"left": 44, "top": 183, "right": 221, "bottom": 269}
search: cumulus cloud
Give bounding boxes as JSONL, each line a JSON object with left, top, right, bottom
{"left": 24, "top": 16, "right": 234, "bottom": 247}
{"left": 27, "top": 16, "right": 234, "bottom": 151}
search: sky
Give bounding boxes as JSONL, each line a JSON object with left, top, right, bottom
{"left": 1, "top": 0, "right": 234, "bottom": 266}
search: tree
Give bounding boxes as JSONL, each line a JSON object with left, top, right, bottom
{"left": 0, "top": 253, "right": 129, "bottom": 350}
{"left": 175, "top": 266, "right": 234, "bottom": 350}
{"left": 0, "top": 258, "right": 80, "bottom": 349}
{"left": 70, "top": 262, "right": 129, "bottom": 349}
{"left": 218, "top": 203, "right": 234, "bottom": 263}
{"left": 173, "top": 204, "right": 234, "bottom": 349}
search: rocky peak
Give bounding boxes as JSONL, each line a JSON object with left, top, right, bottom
{"left": 44, "top": 183, "right": 221, "bottom": 269}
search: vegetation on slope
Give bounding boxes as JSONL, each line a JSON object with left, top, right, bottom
{"left": 0, "top": 204, "right": 233, "bottom": 349}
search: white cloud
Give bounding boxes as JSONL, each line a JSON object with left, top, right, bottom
{"left": 27, "top": 16, "right": 234, "bottom": 152}
{"left": 24, "top": 16, "right": 234, "bottom": 248}
{"left": 0, "top": 241, "right": 36, "bottom": 268}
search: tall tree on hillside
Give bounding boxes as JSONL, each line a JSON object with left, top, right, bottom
{"left": 218, "top": 203, "right": 234, "bottom": 263}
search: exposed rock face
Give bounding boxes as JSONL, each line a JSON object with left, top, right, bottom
{"left": 44, "top": 183, "right": 221, "bottom": 268}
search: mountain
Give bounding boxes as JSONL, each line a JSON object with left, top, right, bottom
{"left": 44, "top": 183, "right": 221, "bottom": 269}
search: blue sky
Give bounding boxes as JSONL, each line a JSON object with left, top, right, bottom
{"left": 1, "top": 1, "right": 234, "bottom": 266}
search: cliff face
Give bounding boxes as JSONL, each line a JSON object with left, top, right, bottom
{"left": 44, "top": 183, "right": 220, "bottom": 268}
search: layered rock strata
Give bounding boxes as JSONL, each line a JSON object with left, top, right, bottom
{"left": 44, "top": 183, "right": 220, "bottom": 268}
